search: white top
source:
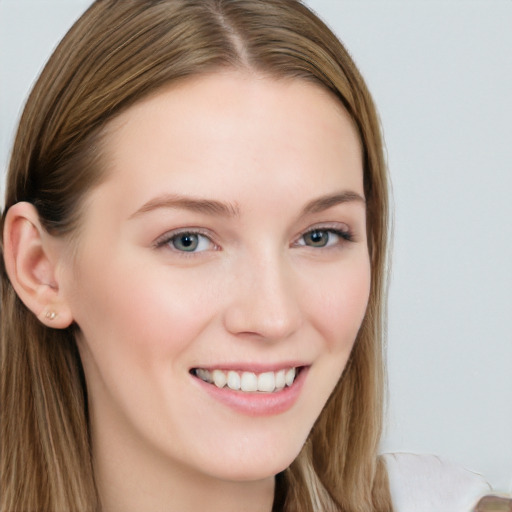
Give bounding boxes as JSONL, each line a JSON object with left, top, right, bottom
{"left": 383, "top": 453, "right": 491, "bottom": 512}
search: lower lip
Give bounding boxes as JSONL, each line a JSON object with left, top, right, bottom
{"left": 192, "top": 367, "right": 309, "bottom": 417}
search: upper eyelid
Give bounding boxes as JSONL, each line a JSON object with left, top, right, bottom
{"left": 292, "top": 223, "right": 355, "bottom": 247}
{"left": 153, "top": 228, "right": 217, "bottom": 249}
{"left": 302, "top": 222, "right": 350, "bottom": 232}
{"left": 152, "top": 222, "right": 354, "bottom": 248}
{"left": 295, "top": 222, "right": 352, "bottom": 238}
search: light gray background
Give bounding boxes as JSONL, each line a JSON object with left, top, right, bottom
{"left": 1, "top": 0, "right": 511, "bottom": 493}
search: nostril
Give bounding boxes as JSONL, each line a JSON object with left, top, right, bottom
{"left": 223, "top": 301, "right": 302, "bottom": 341}
{"left": 221, "top": 264, "right": 302, "bottom": 340}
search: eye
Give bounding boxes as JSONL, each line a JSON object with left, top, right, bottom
{"left": 157, "top": 231, "right": 215, "bottom": 253}
{"left": 296, "top": 228, "right": 352, "bottom": 248}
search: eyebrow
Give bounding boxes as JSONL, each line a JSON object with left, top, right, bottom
{"left": 300, "top": 191, "right": 366, "bottom": 215}
{"left": 130, "top": 190, "right": 365, "bottom": 220}
{"left": 130, "top": 193, "right": 241, "bottom": 219}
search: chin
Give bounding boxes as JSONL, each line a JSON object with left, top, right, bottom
{"left": 210, "top": 458, "right": 295, "bottom": 483}
{"left": 197, "top": 437, "right": 305, "bottom": 483}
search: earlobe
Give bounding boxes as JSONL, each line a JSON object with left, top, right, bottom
{"left": 3, "top": 202, "right": 74, "bottom": 329}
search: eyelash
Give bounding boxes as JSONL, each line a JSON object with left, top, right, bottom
{"left": 295, "top": 226, "right": 354, "bottom": 248}
{"left": 154, "top": 229, "right": 218, "bottom": 254}
{"left": 154, "top": 225, "right": 354, "bottom": 254}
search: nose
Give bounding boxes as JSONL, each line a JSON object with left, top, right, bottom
{"left": 222, "top": 252, "right": 303, "bottom": 342}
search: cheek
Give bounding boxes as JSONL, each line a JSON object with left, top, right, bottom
{"left": 298, "top": 257, "right": 371, "bottom": 419}
{"left": 304, "top": 257, "right": 371, "bottom": 352}
{"left": 68, "top": 254, "right": 219, "bottom": 368}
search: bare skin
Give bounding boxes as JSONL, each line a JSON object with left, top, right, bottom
{"left": 5, "top": 71, "right": 369, "bottom": 512}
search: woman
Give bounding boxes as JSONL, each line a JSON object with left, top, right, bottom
{"left": 1, "top": 1, "right": 391, "bottom": 510}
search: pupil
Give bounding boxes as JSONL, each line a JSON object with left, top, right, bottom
{"left": 181, "top": 235, "right": 194, "bottom": 247}
{"left": 174, "top": 233, "right": 198, "bottom": 251}
{"left": 308, "top": 230, "right": 327, "bottom": 247}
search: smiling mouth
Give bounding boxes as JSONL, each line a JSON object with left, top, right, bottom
{"left": 191, "top": 367, "right": 301, "bottom": 393}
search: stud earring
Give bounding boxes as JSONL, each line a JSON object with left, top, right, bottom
{"left": 45, "top": 310, "right": 57, "bottom": 320}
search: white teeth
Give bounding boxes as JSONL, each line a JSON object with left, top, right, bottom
{"left": 275, "top": 369, "right": 286, "bottom": 390}
{"left": 212, "top": 369, "right": 227, "bottom": 388}
{"left": 227, "top": 371, "right": 241, "bottom": 390}
{"left": 285, "top": 368, "right": 296, "bottom": 387}
{"left": 196, "top": 368, "right": 212, "bottom": 383}
{"left": 241, "top": 372, "right": 258, "bottom": 392}
{"left": 195, "top": 367, "right": 300, "bottom": 393}
{"left": 257, "top": 371, "right": 275, "bottom": 392}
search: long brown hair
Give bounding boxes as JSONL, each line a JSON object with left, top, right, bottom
{"left": 0, "top": 1, "right": 391, "bottom": 510}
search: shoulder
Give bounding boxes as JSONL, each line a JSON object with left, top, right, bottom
{"left": 382, "top": 452, "right": 491, "bottom": 512}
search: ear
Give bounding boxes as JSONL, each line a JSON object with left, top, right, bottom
{"left": 3, "top": 202, "right": 74, "bottom": 329}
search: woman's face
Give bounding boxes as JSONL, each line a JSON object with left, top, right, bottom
{"left": 60, "top": 71, "right": 370, "bottom": 483}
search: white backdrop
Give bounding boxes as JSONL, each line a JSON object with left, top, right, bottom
{"left": 1, "top": 0, "right": 511, "bottom": 493}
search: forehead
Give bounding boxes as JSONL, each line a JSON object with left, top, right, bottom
{"left": 94, "top": 71, "right": 363, "bottom": 217}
